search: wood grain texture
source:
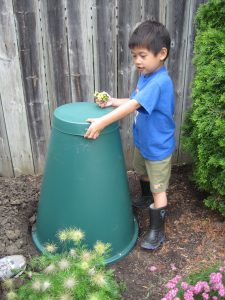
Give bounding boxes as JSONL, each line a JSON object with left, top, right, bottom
{"left": 66, "top": 0, "right": 94, "bottom": 102}
{"left": 0, "top": 0, "right": 34, "bottom": 176}
{"left": 0, "top": 94, "right": 13, "bottom": 177}
{"left": 45, "top": 0, "right": 71, "bottom": 107}
{"left": 13, "top": 0, "right": 51, "bottom": 173}
{"left": 117, "top": 0, "right": 142, "bottom": 169}
{"left": 0, "top": 0, "right": 207, "bottom": 176}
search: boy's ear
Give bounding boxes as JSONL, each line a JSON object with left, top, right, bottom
{"left": 159, "top": 47, "right": 168, "bottom": 61}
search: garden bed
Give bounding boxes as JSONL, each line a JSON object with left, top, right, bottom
{"left": 0, "top": 165, "right": 224, "bottom": 299}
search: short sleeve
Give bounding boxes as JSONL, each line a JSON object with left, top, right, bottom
{"left": 132, "top": 82, "right": 160, "bottom": 115}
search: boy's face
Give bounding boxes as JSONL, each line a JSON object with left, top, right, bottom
{"left": 131, "top": 47, "right": 167, "bottom": 75}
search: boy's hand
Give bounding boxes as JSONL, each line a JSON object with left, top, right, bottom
{"left": 96, "top": 97, "right": 113, "bottom": 108}
{"left": 94, "top": 91, "right": 113, "bottom": 108}
{"left": 84, "top": 118, "right": 105, "bottom": 139}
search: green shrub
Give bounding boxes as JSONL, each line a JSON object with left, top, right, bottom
{"left": 182, "top": 0, "right": 225, "bottom": 215}
{"left": 3, "top": 228, "right": 123, "bottom": 300}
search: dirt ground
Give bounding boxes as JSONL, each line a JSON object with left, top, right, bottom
{"left": 0, "top": 165, "right": 224, "bottom": 300}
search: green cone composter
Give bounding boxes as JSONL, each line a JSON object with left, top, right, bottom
{"left": 32, "top": 102, "right": 138, "bottom": 263}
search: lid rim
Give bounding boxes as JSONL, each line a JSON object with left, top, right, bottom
{"left": 53, "top": 102, "right": 118, "bottom": 136}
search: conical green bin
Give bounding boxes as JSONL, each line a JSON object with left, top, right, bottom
{"left": 32, "top": 102, "right": 138, "bottom": 263}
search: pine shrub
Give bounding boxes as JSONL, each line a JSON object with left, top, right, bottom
{"left": 182, "top": 0, "right": 225, "bottom": 215}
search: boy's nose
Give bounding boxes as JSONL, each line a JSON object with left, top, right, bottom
{"left": 135, "top": 57, "right": 142, "bottom": 65}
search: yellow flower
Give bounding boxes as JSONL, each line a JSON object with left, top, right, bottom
{"left": 42, "top": 280, "right": 51, "bottom": 291}
{"left": 58, "top": 230, "right": 68, "bottom": 242}
{"left": 59, "top": 295, "right": 73, "bottom": 300}
{"left": 69, "top": 248, "right": 76, "bottom": 257}
{"left": 32, "top": 280, "right": 42, "bottom": 291}
{"left": 88, "top": 267, "right": 96, "bottom": 276}
{"left": 68, "top": 228, "right": 85, "bottom": 243}
{"left": 58, "top": 259, "right": 70, "bottom": 270}
{"left": 92, "top": 272, "right": 107, "bottom": 287}
{"left": 44, "top": 243, "right": 57, "bottom": 253}
{"left": 80, "top": 261, "right": 89, "bottom": 270}
{"left": 6, "top": 291, "right": 17, "bottom": 300}
{"left": 2, "top": 278, "right": 13, "bottom": 290}
{"left": 44, "top": 264, "right": 56, "bottom": 274}
{"left": 86, "top": 293, "right": 101, "bottom": 300}
{"left": 81, "top": 250, "right": 92, "bottom": 261}
{"left": 94, "top": 241, "right": 110, "bottom": 255}
{"left": 63, "top": 276, "right": 77, "bottom": 289}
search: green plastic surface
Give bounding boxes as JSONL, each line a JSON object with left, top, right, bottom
{"left": 53, "top": 102, "right": 118, "bottom": 136}
{"left": 32, "top": 102, "right": 138, "bottom": 264}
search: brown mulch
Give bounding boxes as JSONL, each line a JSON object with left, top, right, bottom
{"left": 0, "top": 165, "right": 224, "bottom": 299}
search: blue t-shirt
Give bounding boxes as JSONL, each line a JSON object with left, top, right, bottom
{"left": 131, "top": 66, "right": 175, "bottom": 161}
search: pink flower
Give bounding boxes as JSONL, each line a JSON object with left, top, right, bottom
{"left": 219, "top": 266, "right": 225, "bottom": 273}
{"left": 210, "top": 272, "right": 222, "bottom": 285}
{"left": 166, "top": 282, "right": 176, "bottom": 289}
{"left": 212, "top": 296, "right": 218, "bottom": 300}
{"left": 193, "top": 281, "right": 210, "bottom": 294}
{"left": 170, "top": 263, "right": 177, "bottom": 271}
{"left": 163, "top": 288, "right": 179, "bottom": 300}
{"left": 219, "top": 285, "right": 225, "bottom": 297}
{"left": 202, "top": 292, "right": 209, "bottom": 299}
{"left": 165, "top": 275, "right": 181, "bottom": 289}
{"left": 184, "top": 290, "right": 194, "bottom": 300}
{"left": 181, "top": 282, "right": 189, "bottom": 290}
{"left": 149, "top": 265, "right": 157, "bottom": 272}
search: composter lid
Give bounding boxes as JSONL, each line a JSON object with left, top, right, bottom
{"left": 53, "top": 102, "right": 119, "bottom": 136}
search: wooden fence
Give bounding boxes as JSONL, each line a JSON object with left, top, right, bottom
{"left": 0, "top": 0, "right": 206, "bottom": 177}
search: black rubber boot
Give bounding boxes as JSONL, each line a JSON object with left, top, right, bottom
{"left": 132, "top": 180, "right": 153, "bottom": 208}
{"left": 141, "top": 204, "right": 167, "bottom": 250}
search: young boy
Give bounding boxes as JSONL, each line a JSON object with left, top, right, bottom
{"left": 84, "top": 20, "right": 175, "bottom": 250}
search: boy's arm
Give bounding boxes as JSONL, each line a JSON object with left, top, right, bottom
{"left": 84, "top": 99, "right": 140, "bottom": 139}
{"left": 111, "top": 98, "right": 129, "bottom": 107}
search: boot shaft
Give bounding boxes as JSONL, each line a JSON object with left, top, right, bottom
{"left": 149, "top": 204, "right": 167, "bottom": 230}
{"left": 141, "top": 204, "right": 167, "bottom": 250}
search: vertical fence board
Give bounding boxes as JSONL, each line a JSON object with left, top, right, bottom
{"left": 142, "top": 0, "right": 160, "bottom": 21}
{"left": 45, "top": 0, "right": 71, "bottom": 108}
{"left": 117, "top": 0, "right": 142, "bottom": 169}
{"left": 0, "top": 94, "right": 13, "bottom": 177}
{"left": 0, "top": 0, "right": 34, "bottom": 176}
{"left": 159, "top": 0, "right": 188, "bottom": 163}
{"left": 38, "top": 0, "right": 56, "bottom": 119}
{"left": 93, "top": 0, "right": 117, "bottom": 96}
{"left": 66, "top": 0, "right": 94, "bottom": 102}
{"left": 13, "top": 0, "right": 51, "bottom": 174}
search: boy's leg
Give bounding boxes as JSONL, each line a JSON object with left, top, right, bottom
{"left": 141, "top": 155, "right": 172, "bottom": 250}
{"left": 153, "top": 191, "right": 167, "bottom": 208}
{"left": 132, "top": 148, "right": 153, "bottom": 208}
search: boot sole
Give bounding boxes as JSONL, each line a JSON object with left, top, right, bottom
{"left": 141, "top": 237, "right": 165, "bottom": 250}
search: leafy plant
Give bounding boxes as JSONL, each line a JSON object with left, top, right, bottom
{"left": 3, "top": 228, "right": 123, "bottom": 300}
{"left": 182, "top": 0, "right": 225, "bottom": 215}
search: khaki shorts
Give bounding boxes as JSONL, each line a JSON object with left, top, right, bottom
{"left": 133, "top": 147, "right": 172, "bottom": 193}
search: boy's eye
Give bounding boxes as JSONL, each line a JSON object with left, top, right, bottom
{"left": 132, "top": 55, "right": 146, "bottom": 59}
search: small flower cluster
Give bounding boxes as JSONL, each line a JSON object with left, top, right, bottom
{"left": 58, "top": 228, "right": 85, "bottom": 243}
{"left": 94, "top": 91, "right": 109, "bottom": 102}
{"left": 162, "top": 262, "right": 225, "bottom": 300}
{"left": 4, "top": 228, "right": 121, "bottom": 300}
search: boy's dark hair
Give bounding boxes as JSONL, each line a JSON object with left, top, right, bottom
{"left": 129, "top": 20, "right": 171, "bottom": 60}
